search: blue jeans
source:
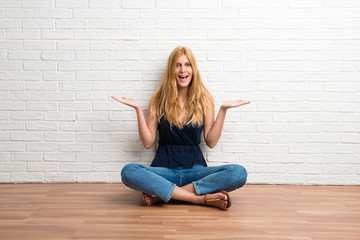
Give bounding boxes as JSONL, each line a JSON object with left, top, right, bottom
{"left": 121, "top": 163, "right": 247, "bottom": 203}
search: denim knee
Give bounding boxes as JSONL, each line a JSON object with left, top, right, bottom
{"left": 229, "top": 164, "right": 247, "bottom": 188}
{"left": 121, "top": 163, "right": 140, "bottom": 186}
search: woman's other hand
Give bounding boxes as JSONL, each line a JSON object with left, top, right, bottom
{"left": 221, "top": 99, "right": 250, "bottom": 110}
{"left": 111, "top": 96, "right": 141, "bottom": 110}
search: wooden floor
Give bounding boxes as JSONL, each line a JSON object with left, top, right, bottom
{"left": 0, "top": 184, "right": 359, "bottom": 240}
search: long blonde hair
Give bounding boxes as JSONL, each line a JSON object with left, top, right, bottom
{"left": 149, "top": 46, "right": 214, "bottom": 128}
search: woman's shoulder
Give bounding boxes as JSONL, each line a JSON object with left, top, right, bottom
{"left": 148, "top": 94, "right": 159, "bottom": 110}
{"left": 149, "top": 94, "right": 156, "bottom": 103}
{"left": 204, "top": 93, "right": 214, "bottom": 108}
{"left": 206, "top": 93, "right": 214, "bottom": 101}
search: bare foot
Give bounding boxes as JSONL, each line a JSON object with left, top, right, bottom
{"left": 143, "top": 193, "right": 163, "bottom": 206}
{"left": 203, "top": 192, "right": 229, "bottom": 210}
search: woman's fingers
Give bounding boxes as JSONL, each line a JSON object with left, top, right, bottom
{"left": 222, "top": 99, "right": 251, "bottom": 109}
{"left": 111, "top": 96, "right": 140, "bottom": 109}
{"left": 111, "top": 96, "right": 124, "bottom": 102}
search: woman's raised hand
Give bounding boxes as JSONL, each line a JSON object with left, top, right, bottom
{"left": 221, "top": 99, "right": 251, "bottom": 110}
{"left": 111, "top": 96, "right": 141, "bottom": 110}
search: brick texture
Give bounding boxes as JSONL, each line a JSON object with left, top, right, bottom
{"left": 0, "top": 0, "right": 359, "bottom": 184}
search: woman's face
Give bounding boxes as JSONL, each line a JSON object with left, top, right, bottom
{"left": 175, "top": 54, "right": 193, "bottom": 89}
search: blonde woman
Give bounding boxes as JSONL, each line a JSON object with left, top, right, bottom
{"left": 112, "top": 46, "right": 249, "bottom": 210}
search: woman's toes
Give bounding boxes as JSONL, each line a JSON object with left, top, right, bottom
{"left": 143, "top": 194, "right": 163, "bottom": 206}
{"left": 204, "top": 192, "right": 229, "bottom": 210}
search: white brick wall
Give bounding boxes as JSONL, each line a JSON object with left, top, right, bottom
{"left": 0, "top": 0, "right": 359, "bottom": 185}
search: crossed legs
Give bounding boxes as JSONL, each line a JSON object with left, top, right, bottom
{"left": 121, "top": 163, "right": 247, "bottom": 210}
{"left": 143, "top": 184, "right": 229, "bottom": 210}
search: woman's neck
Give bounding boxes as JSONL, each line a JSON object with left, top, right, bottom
{"left": 177, "top": 87, "right": 189, "bottom": 123}
{"left": 177, "top": 86, "right": 188, "bottom": 102}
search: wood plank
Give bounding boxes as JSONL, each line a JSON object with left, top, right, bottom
{"left": 0, "top": 184, "right": 359, "bottom": 239}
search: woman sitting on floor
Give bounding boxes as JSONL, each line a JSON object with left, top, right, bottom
{"left": 112, "top": 46, "right": 249, "bottom": 210}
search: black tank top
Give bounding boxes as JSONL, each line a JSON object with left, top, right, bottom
{"left": 151, "top": 117, "right": 207, "bottom": 169}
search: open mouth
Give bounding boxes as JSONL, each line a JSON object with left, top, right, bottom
{"left": 178, "top": 76, "right": 188, "bottom": 81}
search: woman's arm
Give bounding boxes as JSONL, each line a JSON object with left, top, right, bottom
{"left": 203, "top": 98, "right": 250, "bottom": 148}
{"left": 112, "top": 96, "right": 158, "bottom": 149}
